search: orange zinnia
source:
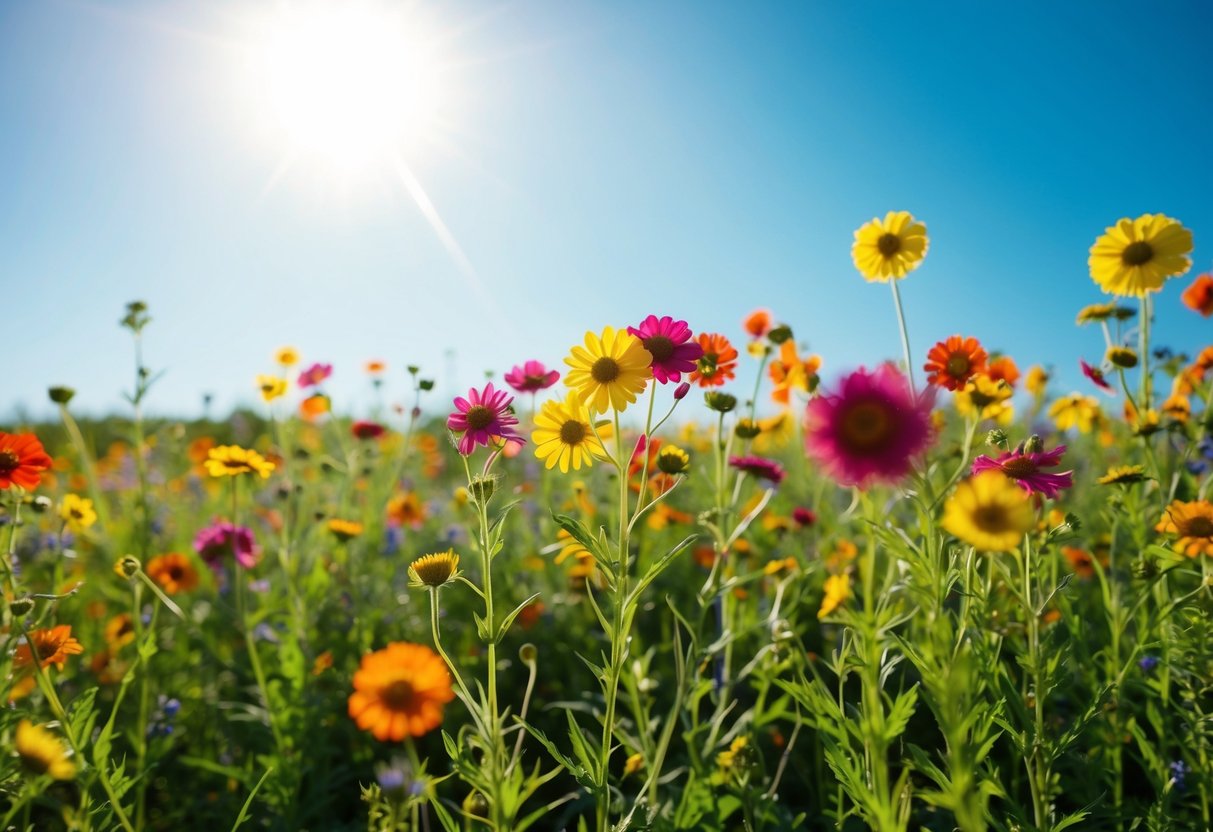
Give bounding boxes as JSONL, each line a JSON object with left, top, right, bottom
{"left": 146, "top": 553, "right": 200, "bottom": 595}
{"left": 1155, "top": 500, "right": 1213, "bottom": 557}
{"left": 742, "top": 309, "right": 772, "bottom": 339}
{"left": 104, "top": 614, "right": 136, "bottom": 650}
{"left": 14, "top": 625, "right": 84, "bottom": 670}
{"left": 1182, "top": 274, "right": 1213, "bottom": 317}
{"left": 986, "top": 355, "right": 1020, "bottom": 388}
{"left": 924, "top": 336, "right": 988, "bottom": 391}
{"left": 691, "top": 333, "right": 739, "bottom": 388}
{"left": 348, "top": 642, "right": 454, "bottom": 741}
{"left": 0, "top": 432, "right": 53, "bottom": 491}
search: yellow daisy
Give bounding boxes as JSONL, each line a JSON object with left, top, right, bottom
{"left": 533, "top": 393, "right": 613, "bottom": 473}
{"left": 954, "top": 374, "right": 1013, "bottom": 425}
{"left": 1088, "top": 214, "right": 1193, "bottom": 297}
{"left": 942, "top": 471, "right": 1034, "bottom": 553}
{"left": 275, "top": 346, "right": 300, "bottom": 366}
{"left": 257, "top": 374, "right": 288, "bottom": 402}
{"left": 59, "top": 494, "right": 97, "bottom": 532}
{"left": 1049, "top": 393, "right": 1101, "bottom": 434}
{"left": 817, "top": 573, "right": 850, "bottom": 619}
{"left": 563, "top": 327, "right": 653, "bottom": 414}
{"left": 851, "top": 211, "right": 929, "bottom": 282}
{"left": 204, "top": 445, "right": 275, "bottom": 479}
{"left": 409, "top": 549, "right": 461, "bottom": 587}
{"left": 15, "top": 720, "right": 75, "bottom": 781}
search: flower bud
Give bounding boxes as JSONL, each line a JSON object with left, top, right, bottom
{"left": 468, "top": 476, "right": 497, "bottom": 504}
{"left": 705, "top": 392, "right": 737, "bottom": 413}
{"left": 9, "top": 597, "right": 34, "bottom": 617}
{"left": 419, "top": 380, "right": 435, "bottom": 391}
{"left": 115, "top": 555, "right": 142, "bottom": 578}
{"left": 519, "top": 643, "right": 538, "bottom": 665}
{"left": 766, "top": 325, "right": 793, "bottom": 345}
{"left": 734, "top": 419, "right": 761, "bottom": 440}
{"left": 1023, "top": 434, "right": 1044, "bottom": 454}
{"left": 656, "top": 446, "right": 691, "bottom": 476}
{"left": 48, "top": 386, "right": 76, "bottom": 405}
{"left": 30, "top": 496, "right": 52, "bottom": 514}
{"left": 1106, "top": 346, "right": 1138, "bottom": 369}
{"left": 673, "top": 382, "right": 691, "bottom": 401}
{"left": 985, "top": 429, "right": 1009, "bottom": 449}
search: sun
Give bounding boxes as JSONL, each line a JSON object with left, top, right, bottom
{"left": 244, "top": 2, "right": 445, "bottom": 177}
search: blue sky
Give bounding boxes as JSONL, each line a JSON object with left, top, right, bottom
{"left": 2, "top": 0, "right": 1211, "bottom": 421}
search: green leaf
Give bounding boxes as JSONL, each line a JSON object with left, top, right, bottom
{"left": 496, "top": 592, "right": 543, "bottom": 642}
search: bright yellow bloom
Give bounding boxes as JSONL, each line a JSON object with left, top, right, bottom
{"left": 275, "top": 346, "right": 300, "bottom": 366}
{"left": 15, "top": 720, "right": 75, "bottom": 780}
{"left": 624, "top": 753, "right": 644, "bottom": 777}
{"left": 327, "top": 519, "right": 364, "bottom": 541}
{"left": 817, "top": 573, "right": 850, "bottom": 619}
{"left": 763, "top": 557, "right": 798, "bottom": 576}
{"left": 1049, "top": 393, "right": 1101, "bottom": 434}
{"left": 1155, "top": 500, "right": 1213, "bottom": 557}
{"left": 1025, "top": 365, "right": 1050, "bottom": 397}
{"left": 851, "top": 211, "right": 929, "bottom": 282}
{"left": 59, "top": 493, "right": 97, "bottom": 532}
{"left": 533, "top": 393, "right": 612, "bottom": 473}
{"left": 564, "top": 327, "right": 653, "bottom": 414}
{"left": 257, "top": 374, "right": 288, "bottom": 402}
{"left": 942, "top": 472, "right": 1034, "bottom": 553}
{"left": 1097, "top": 465, "right": 1147, "bottom": 486}
{"left": 752, "top": 410, "right": 795, "bottom": 453}
{"left": 409, "top": 549, "right": 461, "bottom": 587}
{"left": 204, "top": 445, "right": 275, "bottom": 479}
{"left": 1088, "top": 214, "right": 1193, "bottom": 297}
{"left": 954, "top": 374, "right": 1013, "bottom": 425}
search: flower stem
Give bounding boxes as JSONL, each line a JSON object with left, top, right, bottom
{"left": 889, "top": 278, "right": 917, "bottom": 395}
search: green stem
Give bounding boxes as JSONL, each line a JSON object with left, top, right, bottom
{"left": 889, "top": 278, "right": 917, "bottom": 395}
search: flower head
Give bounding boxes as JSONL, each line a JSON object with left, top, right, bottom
{"left": 348, "top": 642, "right": 455, "bottom": 741}
{"left": 657, "top": 445, "right": 691, "bottom": 475}
{"left": 627, "top": 315, "right": 704, "bottom": 384}
{"left": 1097, "top": 465, "right": 1147, "bottom": 486}
{"left": 942, "top": 472, "right": 1034, "bottom": 552}
{"left": 1155, "top": 500, "right": 1213, "bottom": 557}
{"left": 146, "top": 553, "right": 200, "bottom": 595}
{"left": 327, "top": 519, "right": 363, "bottom": 541}
{"left": 818, "top": 573, "right": 850, "bottom": 619}
{"left": 297, "top": 362, "right": 333, "bottom": 388}
{"left": 564, "top": 327, "right": 653, "bottom": 413}
{"left": 1089, "top": 214, "right": 1193, "bottom": 297}
{"left": 743, "top": 309, "right": 772, "bottom": 339}
{"left": 769, "top": 341, "right": 822, "bottom": 404}
{"left": 409, "top": 549, "right": 460, "bottom": 588}
{"left": 60, "top": 494, "right": 97, "bottom": 532}
{"left": 530, "top": 393, "right": 613, "bottom": 475}
{"left": 0, "top": 432, "right": 53, "bottom": 491}
{"left": 805, "top": 365, "right": 934, "bottom": 488}
{"left": 728, "top": 455, "right": 785, "bottom": 486}
{"left": 986, "top": 356, "right": 1020, "bottom": 388}
{"left": 275, "top": 347, "right": 300, "bottom": 366}
{"left": 447, "top": 383, "right": 524, "bottom": 456}
{"left": 204, "top": 445, "right": 275, "bottom": 479}
{"left": 691, "top": 333, "right": 739, "bottom": 388}
{"left": 1025, "top": 365, "right": 1050, "bottom": 397}
{"left": 1049, "top": 394, "right": 1101, "bottom": 434}
{"left": 352, "top": 420, "right": 387, "bottom": 440}
{"left": 1080, "top": 360, "right": 1116, "bottom": 395}
{"left": 257, "top": 375, "right": 288, "bottom": 402}
{"left": 14, "top": 625, "right": 84, "bottom": 671}
{"left": 971, "top": 443, "right": 1073, "bottom": 499}
{"left": 924, "top": 336, "right": 988, "bottom": 391}
{"left": 504, "top": 360, "right": 560, "bottom": 393}
{"left": 851, "top": 211, "right": 929, "bottom": 282}
{"left": 194, "top": 521, "right": 260, "bottom": 570}
{"left": 1181, "top": 274, "right": 1213, "bottom": 317}
{"left": 15, "top": 721, "right": 75, "bottom": 780}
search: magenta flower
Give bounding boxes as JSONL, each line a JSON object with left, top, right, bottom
{"left": 627, "top": 315, "right": 704, "bottom": 384}
{"left": 447, "top": 383, "right": 525, "bottom": 456}
{"left": 805, "top": 364, "right": 934, "bottom": 488}
{"left": 729, "top": 455, "right": 785, "bottom": 486}
{"left": 194, "top": 521, "right": 260, "bottom": 570}
{"left": 504, "top": 360, "right": 560, "bottom": 393}
{"left": 298, "top": 362, "right": 333, "bottom": 388}
{"left": 972, "top": 444, "right": 1073, "bottom": 499}
{"left": 351, "top": 420, "right": 386, "bottom": 440}
{"left": 1080, "top": 359, "right": 1115, "bottom": 395}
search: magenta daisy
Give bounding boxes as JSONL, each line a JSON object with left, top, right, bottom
{"left": 447, "top": 383, "right": 525, "bottom": 456}
{"left": 626, "top": 315, "right": 704, "bottom": 384}
{"left": 971, "top": 443, "right": 1073, "bottom": 499}
{"left": 504, "top": 360, "right": 560, "bottom": 393}
{"left": 194, "top": 521, "right": 260, "bottom": 570}
{"left": 297, "top": 362, "right": 333, "bottom": 388}
{"left": 729, "top": 455, "right": 786, "bottom": 486}
{"left": 1080, "top": 359, "right": 1116, "bottom": 395}
{"left": 804, "top": 364, "right": 934, "bottom": 488}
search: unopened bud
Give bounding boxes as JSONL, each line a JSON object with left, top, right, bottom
{"left": 419, "top": 380, "right": 435, "bottom": 391}
{"left": 1106, "top": 347, "right": 1138, "bottom": 369}
{"left": 48, "top": 386, "right": 76, "bottom": 405}
{"left": 9, "top": 597, "right": 34, "bottom": 617}
{"left": 705, "top": 392, "right": 737, "bottom": 413}
{"left": 115, "top": 555, "right": 142, "bottom": 579}
{"left": 766, "top": 325, "right": 793, "bottom": 345}
{"left": 673, "top": 382, "right": 690, "bottom": 401}
{"left": 468, "top": 476, "right": 497, "bottom": 504}
{"left": 30, "top": 496, "right": 52, "bottom": 514}
{"left": 985, "top": 429, "right": 1009, "bottom": 449}
{"left": 735, "top": 419, "right": 761, "bottom": 440}
{"left": 1023, "top": 434, "right": 1044, "bottom": 454}
{"left": 519, "top": 643, "right": 538, "bottom": 664}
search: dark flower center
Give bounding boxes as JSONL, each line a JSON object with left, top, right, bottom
{"left": 591, "top": 357, "right": 620, "bottom": 384}
{"left": 697, "top": 355, "right": 719, "bottom": 377}
{"left": 999, "top": 457, "right": 1039, "bottom": 479}
{"left": 643, "top": 335, "right": 675, "bottom": 363}
{"left": 839, "top": 401, "right": 894, "bottom": 452}
{"left": 465, "top": 405, "right": 494, "bottom": 431}
{"left": 1181, "top": 516, "right": 1213, "bottom": 538}
{"left": 968, "top": 388, "right": 998, "bottom": 408}
{"left": 381, "top": 679, "right": 415, "bottom": 710}
{"left": 946, "top": 355, "right": 971, "bottom": 377}
{"left": 168, "top": 565, "right": 184, "bottom": 580}
{"left": 876, "top": 232, "right": 902, "bottom": 257}
{"left": 560, "top": 420, "right": 587, "bottom": 445}
{"left": 972, "top": 505, "right": 1010, "bottom": 533}
{"left": 0, "top": 450, "right": 19, "bottom": 473}
{"left": 1121, "top": 241, "right": 1154, "bottom": 267}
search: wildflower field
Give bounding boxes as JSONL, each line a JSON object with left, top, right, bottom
{"left": 3, "top": 213, "right": 1213, "bottom": 832}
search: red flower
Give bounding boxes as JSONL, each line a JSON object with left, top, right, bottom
{"left": 1182, "top": 274, "right": 1213, "bottom": 317}
{"left": 351, "top": 420, "right": 387, "bottom": 440}
{"left": 0, "top": 433, "right": 53, "bottom": 491}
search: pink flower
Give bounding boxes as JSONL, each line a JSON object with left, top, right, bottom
{"left": 1080, "top": 359, "right": 1115, "bottom": 395}
{"left": 298, "top": 362, "right": 333, "bottom": 388}
{"left": 804, "top": 364, "right": 934, "bottom": 488}
{"left": 504, "top": 360, "right": 560, "bottom": 393}
{"left": 971, "top": 444, "right": 1073, "bottom": 499}
{"left": 194, "top": 521, "right": 260, "bottom": 570}
{"left": 627, "top": 315, "right": 704, "bottom": 384}
{"left": 446, "top": 383, "right": 524, "bottom": 456}
{"left": 729, "top": 455, "right": 785, "bottom": 485}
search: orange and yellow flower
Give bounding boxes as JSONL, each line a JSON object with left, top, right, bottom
{"left": 924, "top": 336, "right": 988, "bottom": 391}
{"left": 691, "top": 333, "right": 739, "bottom": 388}
{"left": 348, "top": 642, "right": 455, "bottom": 741}
{"left": 14, "top": 625, "right": 84, "bottom": 671}
{"left": 145, "top": 553, "right": 200, "bottom": 595}
{"left": 1155, "top": 500, "right": 1213, "bottom": 558}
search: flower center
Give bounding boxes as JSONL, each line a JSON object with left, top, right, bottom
{"left": 697, "top": 355, "right": 718, "bottom": 378}
{"left": 999, "top": 457, "right": 1039, "bottom": 479}
{"left": 643, "top": 335, "right": 675, "bottom": 363}
{"left": 464, "top": 405, "right": 494, "bottom": 431}
{"left": 381, "top": 679, "right": 415, "bottom": 710}
{"left": 0, "top": 450, "right": 19, "bottom": 473}
{"left": 839, "top": 401, "right": 894, "bottom": 452}
{"left": 591, "top": 357, "right": 620, "bottom": 384}
{"left": 946, "top": 354, "right": 971, "bottom": 378}
{"left": 972, "top": 505, "right": 1010, "bottom": 533}
{"left": 1121, "top": 240, "right": 1154, "bottom": 267}
{"left": 876, "top": 232, "right": 902, "bottom": 257}
{"left": 560, "top": 419, "right": 587, "bottom": 445}
{"left": 1180, "top": 516, "right": 1213, "bottom": 538}
{"left": 968, "top": 388, "right": 998, "bottom": 408}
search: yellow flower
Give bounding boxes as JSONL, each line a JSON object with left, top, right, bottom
{"left": 763, "top": 557, "right": 798, "bottom": 576}
{"left": 564, "top": 327, "right": 653, "bottom": 414}
{"left": 15, "top": 720, "right": 75, "bottom": 780}
{"left": 817, "top": 573, "right": 850, "bottom": 619}
{"left": 327, "top": 519, "right": 364, "bottom": 541}
{"left": 954, "top": 374, "right": 1013, "bottom": 425}
{"left": 204, "top": 445, "right": 275, "bottom": 479}
{"left": 942, "top": 471, "right": 1034, "bottom": 553}
{"left": 1088, "top": 214, "right": 1194, "bottom": 297}
{"left": 624, "top": 753, "right": 644, "bottom": 777}
{"left": 257, "top": 374, "right": 288, "bottom": 402}
{"left": 752, "top": 410, "right": 795, "bottom": 453}
{"left": 1097, "top": 465, "right": 1147, "bottom": 486}
{"left": 409, "top": 550, "right": 461, "bottom": 588}
{"left": 851, "top": 211, "right": 929, "bottom": 282}
{"left": 59, "top": 494, "right": 97, "bottom": 532}
{"left": 1049, "top": 393, "right": 1101, "bottom": 434}
{"left": 1155, "top": 500, "right": 1213, "bottom": 558}
{"left": 532, "top": 393, "right": 612, "bottom": 473}
{"left": 656, "top": 445, "right": 691, "bottom": 475}
{"left": 1025, "top": 365, "right": 1050, "bottom": 397}
{"left": 275, "top": 346, "right": 300, "bottom": 366}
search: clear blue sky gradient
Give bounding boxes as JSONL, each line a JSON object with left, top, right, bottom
{"left": 3, "top": 1, "right": 1211, "bottom": 421}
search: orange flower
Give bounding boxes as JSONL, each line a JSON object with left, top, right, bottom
{"left": 386, "top": 491, "right": 427, "bottom": 528}
{"left": 146, "top": 553, "right": 200, "bottom": 595}
{"left": 14, "top": 625, "right": 84, "bottom": 670}
{"left": 691, "top": 333, "right": 739, "bottom": 388}
{"left": 348, "top": 642, "right": 454, "bottom": 741}
{"left": 1156, "top": 500, "right": 1213, "bottom": 557}
{"left": 768, "top": 341, "right": 822, "bottom": 405}
{"left": 1062, "top": 546, "right": 1096, "bottom": 579}
{"left": 1181, "top": 274, "right": 1213, "bottom": 317}
{"left": 986, "top": 356, "right": 1020, "bottom": 388}
{"left": 742, "top": 309, "right": 772, "bottom": 339}
{"left": 365, "top": 360, "right": 387, "bottom": 374}
{"left": 300, "top": 393, "right": 331, "bottom": 421}
{"left": 0, "top": 432, "right": 53, "bottom": 491}
{"left": 924, "top": 336, "right": 988, "bottom": 391}
{"left": 104, "top": 614, "right": 136, "bottom": 650}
